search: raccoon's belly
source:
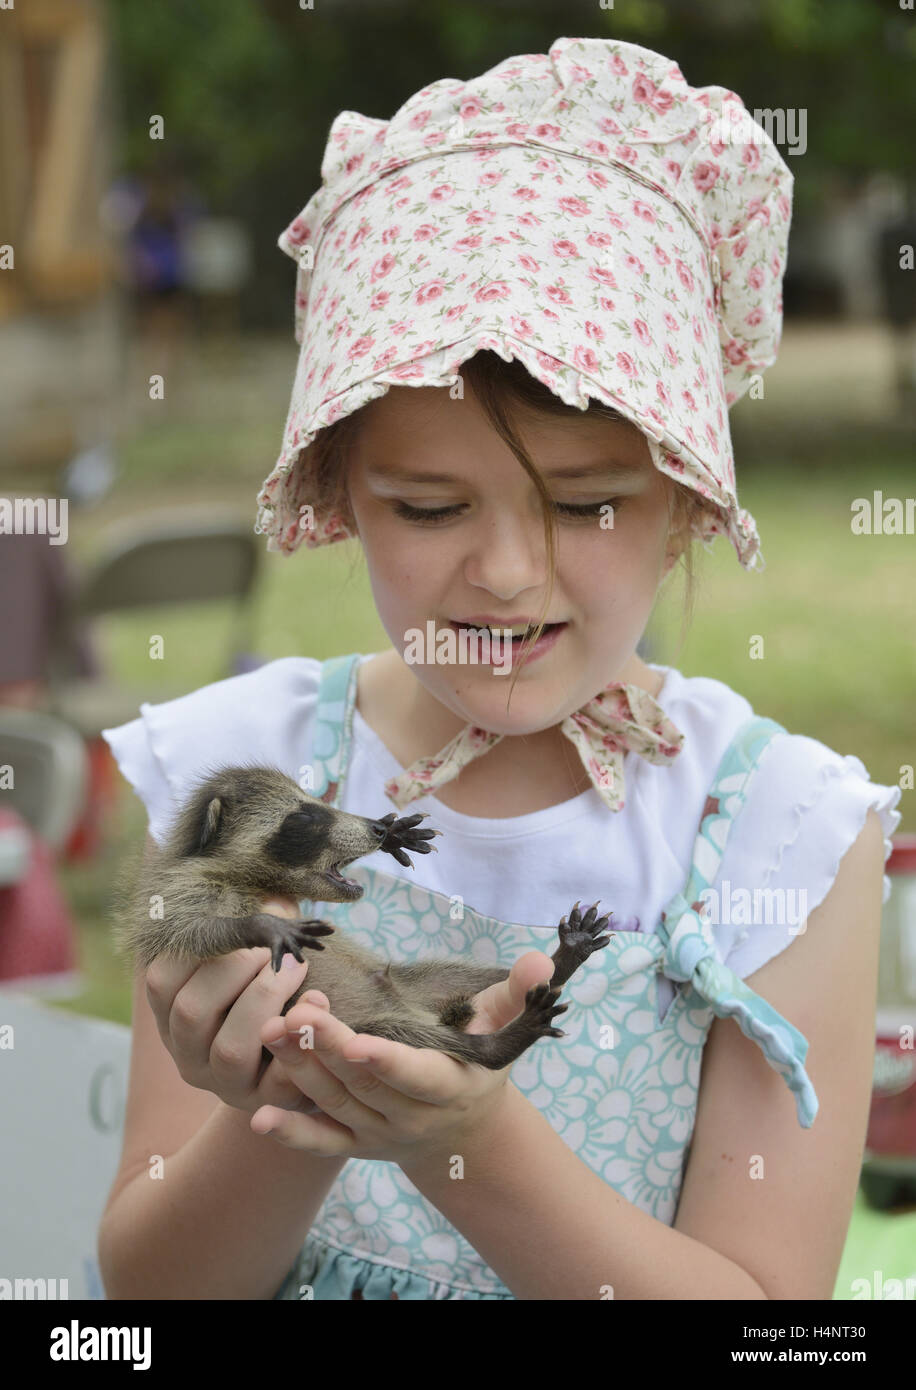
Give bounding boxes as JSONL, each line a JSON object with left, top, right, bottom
{"left": 282, "top": 939, "right": 440, "bottom": 1028}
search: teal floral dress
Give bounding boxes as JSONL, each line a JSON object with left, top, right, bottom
{"left": 272, "top": 653, "right": 817, "bottom": 1300}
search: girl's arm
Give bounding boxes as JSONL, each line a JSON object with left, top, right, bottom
{"left": 400, "top": 809, "right": 886, "bottom": 1300}
{"left": 98, "top": 841, "right": 346, "bottom": 1300}
{"left": 98, "top": 1075, "right": 344, "bottom": 1301}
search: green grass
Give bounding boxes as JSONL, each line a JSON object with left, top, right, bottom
{"left": 651, "top": 453, "right": 916, "bottom": 797}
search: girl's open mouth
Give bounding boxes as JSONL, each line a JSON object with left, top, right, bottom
{"left": 447, "top": 620, "right": 568, "bottom": 662}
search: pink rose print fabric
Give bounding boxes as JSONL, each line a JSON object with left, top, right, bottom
{"left": 384, "top": 679, "right": 685, "bottom": 812}
{"left": 256, "top": 35, "right": 793, "bottom": 572}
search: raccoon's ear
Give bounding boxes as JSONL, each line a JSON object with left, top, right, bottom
{"left": 197, "top": 796, "right": 224, "bottom": 853}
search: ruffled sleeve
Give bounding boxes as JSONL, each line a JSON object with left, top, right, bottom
{"left": 712, "top": 732, "right": 903, "bottom": 980}
{"left": 100, "top": 657, "right": 323, "bottom": 846}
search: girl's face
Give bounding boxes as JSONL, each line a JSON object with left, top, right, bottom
{"left": 344, "top": 381, "right": 679, "bottom": 737}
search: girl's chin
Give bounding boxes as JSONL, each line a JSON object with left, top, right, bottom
{"left": 427, "top": 668, "right": 585, "bottom": 736}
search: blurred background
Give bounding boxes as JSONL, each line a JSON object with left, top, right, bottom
{"left": 0, "top": 0, "right": 914, "bottom": 1297}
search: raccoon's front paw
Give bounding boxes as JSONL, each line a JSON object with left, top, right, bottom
{"left": 375, "top": 811, "right": 442, "bottom": 867}
{"left": 260, "top": 914, "right": 335, "bottom": 972}
{"left": 522, "top": 982, "right": 569, "bottom": 1042}
{"left": 558, "top": 900, "right": 613, "bottom": 962}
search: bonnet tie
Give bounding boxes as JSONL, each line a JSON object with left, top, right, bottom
{"left": 383, "top": 679, "right": 684, "bottom": 812}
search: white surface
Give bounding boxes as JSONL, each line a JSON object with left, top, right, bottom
{"left": 0, "top": 826, "right": 30, "bottom": 886}
{"left": 0, "top": 991, "right": 130, "bottom": 1299}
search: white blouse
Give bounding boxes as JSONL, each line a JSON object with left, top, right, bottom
{"left": 102, "top": 653, "right": 902, "bottom": 1019}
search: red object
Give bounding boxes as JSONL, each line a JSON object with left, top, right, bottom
{"left": 63, "top": 737, "right": 119, "bottom": 862}
{"left": 869, "top": 1038, "right": 916, "bottom": 1157}
{"left": 886, "top": 836, "right": 916, "bottom": 874}
{"left": 864, "top": 834, "right": 916, "bottom": 1170}
{"left": 0, "top": 807, "right": 78, "bottom": 983}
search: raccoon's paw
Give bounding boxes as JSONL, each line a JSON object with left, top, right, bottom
{"left": 522, "top": 982, "right": 569, "bottom": 1041}
{"left": 264, "top": 916, "right": 335, "bottom": 972}
{"left": 558, "top": 900, "right": 613, "bottom": 960}
{"left": 375, "top": 811, "right": 443, "bottom": 867}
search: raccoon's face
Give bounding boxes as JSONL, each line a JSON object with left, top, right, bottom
{"left": 178, "top": 766, "right": 388, "bottom": 903}
{"left": 262, "top": 790, "right": 388, "bottom": 903}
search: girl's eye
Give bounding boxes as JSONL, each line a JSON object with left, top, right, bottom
{"left": 390, "top": 498, "right": 624, "bottom": 525}
{"left": 391, "top": 501, "right": 464, "bottom": 524}
{"left": 556, "top": 497, "right": 624, "bottom": 519}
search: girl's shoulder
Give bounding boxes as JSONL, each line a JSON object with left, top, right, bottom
{"left": 101, "top": 654, "right": 329, "bottom": 846}
{"left": 653, "top": 666, "right": 903, "bottom": 979}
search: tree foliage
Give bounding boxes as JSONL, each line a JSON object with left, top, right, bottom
{"left": 106, "top": 0, "right": 916, "bottom": 324}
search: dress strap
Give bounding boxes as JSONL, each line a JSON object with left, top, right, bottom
{"left": 654, "top": 715, "right": 820, "bottom": 1130}
{"left": 675, "top": 715, "right": 787, "bottom": 912}
{"left": 309, "top": 652, "right": 361, "bottom": 809}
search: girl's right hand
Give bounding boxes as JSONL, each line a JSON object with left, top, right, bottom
{"left": 144, "top": 897, "right": 322, "bottom": 1115}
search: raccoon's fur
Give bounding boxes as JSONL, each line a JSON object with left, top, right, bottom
{"left": 113, "top": 763, "right": 613, "bottom": 1069}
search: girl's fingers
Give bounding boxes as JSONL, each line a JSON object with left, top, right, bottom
{"left": 259, "top": 895, "right": 300, "bottom": 919}
{"left": 162, "top": 948, "right": 274, "bottom": 1069}
{"left": 251, "top": 1104, "right": 355, "bottom": 1157}
{"left": 144, "top": 953, "right": 200, "bottom": 1006}
{"left": 507, "top": 951, "right": 556, "bottom": 1011}
{"left": 215, "top": 952, "right": 311, "bottom": 1060}
{"left": 263, "top": 1003, "right": 391, "bottom": 1124}
{"left": 159, "top": 950, "right": 311, "bottom": 1112}
{"left": 299, "top": 990, "right": 331, "bottom": 1009}
{"left": 144, "top": 955, "right": 202, "bottom": 1044}
{"left": 276, "top": 1001, "right": 463, "bottom": 1108}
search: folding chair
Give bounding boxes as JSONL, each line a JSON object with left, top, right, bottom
{"left": 0, "top": 706, "right": 89, "bottom": 855}
{"left": 44, "top": 508, "right": 262, "bottom": 738}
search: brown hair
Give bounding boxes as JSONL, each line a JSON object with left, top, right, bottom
{"left": 301, "top": 349, "right": 707, "bottom": 706}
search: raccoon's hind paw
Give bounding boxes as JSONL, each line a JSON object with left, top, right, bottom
{"left": 558, "top": 901, "right": 614, "bottom": 957}
{"left": 522, "top": 982, "right": 568, "bottom": 1041}
{"left": 376, "top": 811, "right": 442, "bottom": 867}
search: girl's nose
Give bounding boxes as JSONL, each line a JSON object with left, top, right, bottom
{"left": 463, "top": 509, "right": 549, "bottom": 595}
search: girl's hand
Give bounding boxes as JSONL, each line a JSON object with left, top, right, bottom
{"left": 144, "top": 895, "right": 316, "bottom": 1116}
{"left": 252, "top": 949, "right": 557, "bottom": 1164}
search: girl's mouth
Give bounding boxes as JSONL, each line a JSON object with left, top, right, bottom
{"left": 447, "top": 620, "right": 568, "bottom": 662}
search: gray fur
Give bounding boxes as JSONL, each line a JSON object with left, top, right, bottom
{"left": 113, "top": 762, "right": 613, "bottom": 1069}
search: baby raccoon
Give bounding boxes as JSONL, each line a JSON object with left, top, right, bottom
{"left": 114, "top": 763, "right": 613, "bottom": 1070}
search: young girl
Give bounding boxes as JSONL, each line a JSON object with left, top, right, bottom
{"left": 98, "top": 37, "right": 901, "bottom": 1301}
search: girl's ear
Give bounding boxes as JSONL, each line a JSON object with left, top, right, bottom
{"left": 663, "top": 520, "right": 683, "bottom": 572}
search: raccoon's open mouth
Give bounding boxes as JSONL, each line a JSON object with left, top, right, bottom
{"left": 323, "top": 864, "right": 363, "bottom": 897}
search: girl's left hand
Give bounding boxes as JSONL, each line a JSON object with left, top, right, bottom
{"left": 251, "top": 949, "right": 556, "bottom": 1164}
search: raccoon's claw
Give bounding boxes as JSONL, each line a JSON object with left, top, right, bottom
{"left": 523, "top": 982, "right": 569, "bottom": 1041}
{"left": 299, "top": 918, "right": 335, "bottom": 938}
{"left": 557, "top": 900, "right": 614, "bottom": 958}
{"left": 268, "top": 918, "right": 334, "bottom": 972}
{"left": 377, "top": 811, "right": 443, "bottom": 866}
